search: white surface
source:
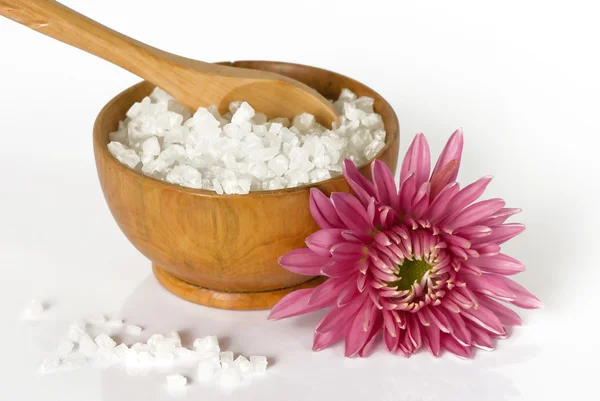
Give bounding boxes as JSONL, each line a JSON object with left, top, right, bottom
{"left": 0, "top": 0, "right": 598, "bottom": 400}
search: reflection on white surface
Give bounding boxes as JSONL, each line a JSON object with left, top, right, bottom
{"left": 99, "top": 275, "right": 539, "bottom": 401}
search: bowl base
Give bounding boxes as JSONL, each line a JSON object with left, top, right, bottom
{"left": 152, "top": 265, "right": 325, "bottom": 310}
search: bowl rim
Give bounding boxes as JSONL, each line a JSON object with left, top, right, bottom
{"left": 94, "top": 60, "right": 399, "bottom": 198}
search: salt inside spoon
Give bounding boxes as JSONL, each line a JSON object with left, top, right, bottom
{"left": 0, "top": 0, "right": 338, "bottom": 126}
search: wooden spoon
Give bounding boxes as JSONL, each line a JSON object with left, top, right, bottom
{"left": 0, "top": 0, "right": 338, "bottom": 126}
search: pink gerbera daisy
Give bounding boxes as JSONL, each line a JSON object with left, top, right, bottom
{"left": 268, "top": 129, "right": 541, "bottom": 358}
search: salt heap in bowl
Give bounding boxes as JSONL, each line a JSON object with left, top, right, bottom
{"left": 107, "top": 87, "right": 386, "bottom": 194}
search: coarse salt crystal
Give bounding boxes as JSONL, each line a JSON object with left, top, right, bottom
{"left": 67, "top": 321, "right": 86, "bottom": 343}
{"left": 108, "top": 88, "right": 386, "bottom": 194}
{"left": 234, "top": 355, "right": 253, "bottom": 373}
{"left": 166, "top": 373, "right": 187, "bottom": 388}
{"left": 56, "top": 339, "right": 75, "bottom": 358}
{"left": 114, "top": 343, "right": 129, "bottom": 360}
{"left": 142, "top": 136, "right": 161, "bottom": 156}
{"left": 231, "top": 102, "right": 255, "bottom": 126}
{"left": 79, "top": 334, "right": 98, "bottom": 358}
{"left": 94, "top": 333, "right": 116, "bottom": 349}
{"left": 125, "top": 324, "right": 142, "bottom": 336}
{"left": 250, "top": 355, "right": 268, "bottom": 372}
{"left": 219, "top": 351, "right": 234, "bottom": 368}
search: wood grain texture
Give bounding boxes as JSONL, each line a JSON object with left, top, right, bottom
{"left": 153, "top": 265, "right": 326, "bottom": 311}
{"left": 0, "top": 0, "right": 337, "bottom": 125}
{"left": 93, "top": 61, "right": 400, "bottom": 310}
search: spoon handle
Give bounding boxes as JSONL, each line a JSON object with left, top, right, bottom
{"left": 0, "top": 0, "right": 213, "bottom": 79}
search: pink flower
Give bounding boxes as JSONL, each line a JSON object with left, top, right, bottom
{"left": 268, "top": 129, "right": 541, "bottom": 358}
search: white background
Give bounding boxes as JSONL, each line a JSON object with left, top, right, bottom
{"left": 1, "top": 0, "right": 598, "bottom": 400}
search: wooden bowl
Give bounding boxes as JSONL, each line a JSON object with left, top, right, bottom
{"left": 93, "top": 61, "right": 400, "bottom": 310}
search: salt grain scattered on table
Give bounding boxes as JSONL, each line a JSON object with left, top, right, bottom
{"left": 94, "top": 333, "right": 116, "bottom": 349}
{"left": 234, "top": 355, "right": 253, "bottom": 374}
{"left": 37, "top": 313, "right": 268, "bottom": 389}
{"left": 250, "top": 355, "right": 268, "bottom": 372}
{"left": 108, "top": 87, "right": 386, "bottom": 194}
{"left": 125, "top": 324, "right": 142, "bottom": 336}
{"left": 166, "top": 373, "right": 187, "bottom": 388}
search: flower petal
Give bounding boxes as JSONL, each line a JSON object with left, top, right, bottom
{"left": 406, "top": 314, "right": 422, "bottom": 349}
{"left": 445, "top": 311, "right": 472, "bottom": 346}
{"left": 431, "top": 128, "right": 464, "bottom": 183}
{"left": 305, "top": 229, "right": 345, "bottom": 256}
{"left": 310, "top": 188, "right": 345, "bottom": 229}
{"left": 400, "top": 133, "right": 431, "bottom": 188}
{"left": 479, "top": 208, "right": 522, "bottom": 226}
{"left": 278, "top": 248, "right": 330, "bottom": 276}
{"left": 321, "top": 260, "right": 362, "bottom": 278}
{"left": 494, "top": 276, "right": 543, "bottom": 309}
{"left": 430, "top": 160, "right": 459, "bottom": 199}
{"left": 464, "top": 321, "right": 495, "bottom": 350}
{"left": 372, "top": 159, "right": 399, "bottom": 211}
{"left": 344, "top": 302, "right": 377, "bottom": 357}
{"left": 313, "top": 328, "right": 345, "bottom": 351}
{"left": 425, "top": 182, "right": 460, "bottom": 223}
{"left": 460, "top": 304, "right": 504, "bottom": 335}
{"left": 309, "top": 276, "right": 352, "bottom": 306}
{"left": 411, "top": 182, "right": 431, "bottom": 219}
{"left": 466, "top": 254, "right": 525, "bottom": 276}
{"left": 343, "top": 159, "right": 377, "bottom": 206}
{"left": 268, "top": 289, "right": 325, "bottom": 320}
{"left": 358, "top": 313, "right": 384, "bottom": 357}
{"left": 423, "top": 324, "right": 441, "bottom": 357}
{"left": 441, "top": 176, "right": 493, "bottom": 221}
{"left": 331, "top": 242, "right": 368, "bottom": 262}
{"left": 331, "top": 192, "right": 375, "bottom": 238}
{"left": 398, "top": 173, "right": 417, "bottom": 216}
{"left": 470, "top": 223, "right": 525, "bottom": 245}
{"left": 446, "top": 198, "right": 506, "bottom": 230}
{"left": 441, "top": 335, "right": 472, "bottom": 359}
{"left": 316, "top": 293, "right": 367, "bottom": 333}
{"left": 478, "top": 296, "right": 522, "bottom": 326}
{"left": 462, "top": 274, "right": 516, "bottom": 302}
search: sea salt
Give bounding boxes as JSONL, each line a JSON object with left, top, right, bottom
{"left": 94, "top": 333, "right": 116, "bottom": 349}
{"left": 79, "top": 334, "right": 99, "bottom": 358}
{"left": 166, "top": 374, "right": 187, "bottom": 388}
{"left": 234, "top": 355, "right": 253, "bottom": 373}
{"left": 219, "top": 351, "right": 234, "bottom": 369}
{"left": 125, "top": 324, "right": 143, "bottom": 336}
{"left": 108, "top": 87, "right": 386, "bottom": 194}
{"left": 250, "top": 356, "right": 268, "bottom": 372}
{"left": 36, "top": 311, "right": 271, "bottom": 388}
{"left": 56, "top": 339, "right": 75, "bottom": 358}
{"left": 67, "top": 321, "right": 86, "bottom": 343}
